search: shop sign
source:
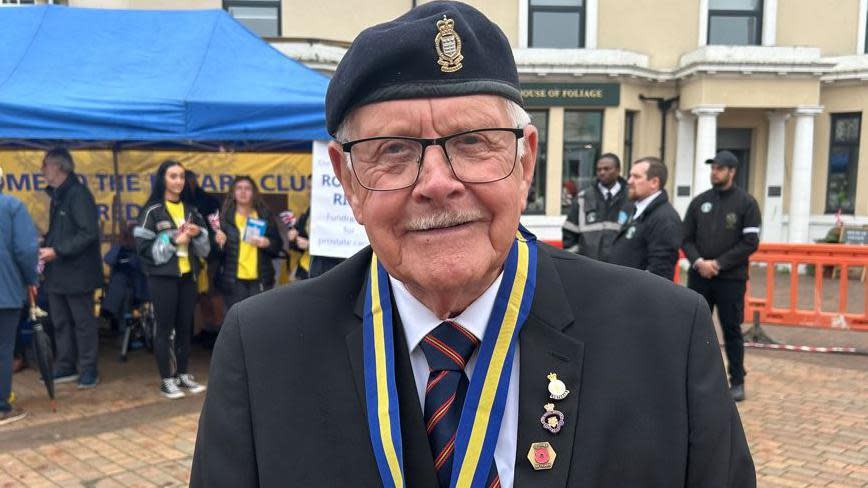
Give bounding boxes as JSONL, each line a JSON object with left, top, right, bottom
{"left": 520, "top": 83, "right": 620, "bottom": 107}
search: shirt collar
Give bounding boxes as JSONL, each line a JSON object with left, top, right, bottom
{"left": 633, "top": 190, "right": 662, "bottom": 219}
{"left": 390, "top": 272, "right": 504, "bottom": 355}
{"left": 598, "top": 181, "right": 621, "bottom": 197}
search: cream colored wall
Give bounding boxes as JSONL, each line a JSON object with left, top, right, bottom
{"left": 598, "top": 0, "right": 698, "bottom": 69}
{"left": 70, "top": 0, "right": 220, "bottom": 8}
{"left": 545, "top": 108, "right": 565, "bottom": 215}
{"left": 280, "top": 0, "right": 407, "bottom": 42}
{"left": 679, "top": 77, "right": 820, "bottom": 110}
{"left": 776, "top": 0, "right": 860, "bottom": 56}
{"left": 816, "top": 85, "right": 868, "bottom": 216}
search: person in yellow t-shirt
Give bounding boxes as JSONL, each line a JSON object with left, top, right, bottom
{"left": 213, "top": 176, "right": 282, "bottom": 310}
{"left": 134, "top": 160, "right": 210, "bottom": 400}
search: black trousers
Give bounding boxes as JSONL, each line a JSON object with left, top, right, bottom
{"left": 49, "top": 292, "right": 99, "bottom": 376}
{"left": 149, "top": 274, "right": 197, "bottom": 379}
{"left": 223, "top": 279, "right": 267, "bottom": 311}
{"left": 688, "top": 271, "right": 747, "bottom": 385}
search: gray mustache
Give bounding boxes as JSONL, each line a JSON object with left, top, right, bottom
{"left": 405, "top": 210, "right": 484, "bottom": 231}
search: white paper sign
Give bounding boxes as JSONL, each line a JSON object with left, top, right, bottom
{"left": 310, "top": 140, "right": 369, "bottom": 258}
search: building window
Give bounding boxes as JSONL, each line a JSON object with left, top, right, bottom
{"left": 224, "top": 0, "right": 281, "bottom": 37}
{"left": 624, "top": 111, "right": 636, "bottom": 174}
{"left": 525, "top": 110, "right": 548, "bottom": 215}
{"left": 826, "top": 113, "right": 861, "bottom": 214}
{"left": 529, "top": 0, "right": 584, "bottom": 48}
{"left": 708, "top": 0, "right": 763, "bottom": 45}
{"left": 562, "top": 110, "right": 603, "bottom": 214}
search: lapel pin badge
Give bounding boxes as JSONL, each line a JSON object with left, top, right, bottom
{"left": 527, "top": 442, "right": 557, "bottom": 471}
{"left": 547, "top": 372, "right": 569, "bottom": 400}
{"left": 540, "top": 403, "right": 565, "bottom": 434}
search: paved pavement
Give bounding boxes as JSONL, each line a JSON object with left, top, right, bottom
{"left": 0, "top": 321, "right": 866, "bottom": 487}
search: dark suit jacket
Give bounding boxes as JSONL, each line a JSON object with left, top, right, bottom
{"left": 191, "top": 244, "right": 755, "bottom": 487}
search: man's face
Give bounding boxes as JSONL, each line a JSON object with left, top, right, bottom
{"left": 710, "top": 163, "right": 735, "bottom": 188}
{"left": 595, "top": 158, "right": 619, "bottom": 187}
{"left": 328, "top": 95, "right": 538, "bottom": 296}
{"left": 41, "top": 160, "right": 66, "bottom": 188}
{"left": 627, "top": 161, "right": 658, "bottom": 201}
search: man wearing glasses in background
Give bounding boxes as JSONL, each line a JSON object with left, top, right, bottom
{"left": 192, "top": 2, "right": 755, "bottom": 486}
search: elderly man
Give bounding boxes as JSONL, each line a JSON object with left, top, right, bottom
{"left": 191, "top": 2, "right": 754, "bottom": 487}
{"left": 39, "top": 148, "right": 103, "bottom": 389}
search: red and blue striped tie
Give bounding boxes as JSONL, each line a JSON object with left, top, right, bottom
{"left": 420, "top": 320, "right": 501, "bottom": 488}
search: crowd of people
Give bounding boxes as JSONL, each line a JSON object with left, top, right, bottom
{"left": 0, "top": 147, "right": 344, "bottom": 425}
{"left": 562, "top": 149, "right": 762, "bottom": 401}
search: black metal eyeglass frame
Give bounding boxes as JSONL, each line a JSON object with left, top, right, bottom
{"left": 341, "top": 127, "right": 525, "bottom": 191}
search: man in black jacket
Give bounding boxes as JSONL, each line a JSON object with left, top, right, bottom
{"left": 609, "top": 157, "right": 683, "bottom": 280}
{"left": 39, "top": 148, "right": 103, "bottom": 388}
{"left": 192, "top": 3, "right": 754, "bottom": 486}
{"left": 562, "top": 153, "right": 631, "bottom": 262}
{"left": 683, "top": 150, "right": 762, "bottom": 402}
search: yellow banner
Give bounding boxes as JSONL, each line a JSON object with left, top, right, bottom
{"left": 0, "top": 149, "right": 312, "bottom": 235}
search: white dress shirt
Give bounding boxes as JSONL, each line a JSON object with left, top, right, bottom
{"left": 598, "top": 181, "right": 622, "bottom": 199}
{"left": 632, "top": 190, "right": 662, "bottom": 219}
{"left": 390, "top": 273, "right": 518, "bottom": 488}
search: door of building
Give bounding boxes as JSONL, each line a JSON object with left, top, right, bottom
{"left": 717, "top": 128, "right": 751, "bottom": 190}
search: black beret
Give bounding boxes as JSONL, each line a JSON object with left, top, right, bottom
{"left": 325, "top": 1, "right": 523, "bottom": 136}
{"left": 705, "top": 150, "right": 739, "bottom": 168}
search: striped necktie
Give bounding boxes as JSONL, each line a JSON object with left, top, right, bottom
{"left": 420, "top": 320, "right": 500, "bottom": 488}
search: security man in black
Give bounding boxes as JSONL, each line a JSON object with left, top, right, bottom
{"left": 562, "top": 153, "right": 632, "bottom": 262}
{"left": 609, "top": 157, "right": 683, "bottom": 280}
{"left": 682, "top": 150, "right": 762, "bottom": 402}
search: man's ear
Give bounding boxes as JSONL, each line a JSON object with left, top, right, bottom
{"left": 517, "top": 125, "right": 539, "bottom": 213}
{"left": 328, "top": 141, "right": 365, "bottom": 225}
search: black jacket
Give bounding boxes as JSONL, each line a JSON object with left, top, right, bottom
{"left": 682, "top": 186, "right": 762, "bottom": 281}
{"left": 216, "top": 206, "right": 282, "bottom": 292}
{"left": 562, "top": 177, "right": 631, "bottom": 262}
{"left": 43, "top": 174, "right": 103, "bottom": 294}
{"left": 192, "top": 244, "right": 755, "bottom": 487}
{"left": 134, "top": 201, "right": 210, "bottom": 279}
{"left": 609, "top": 191, "right": 683, "bottom": 280}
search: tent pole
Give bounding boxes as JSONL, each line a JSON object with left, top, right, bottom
{"left": 111, "top": 142, "right": 122, "bottom": 243}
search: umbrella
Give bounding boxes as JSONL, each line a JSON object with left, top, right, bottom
{"left": 28, "top": 286, "right": 56, "bottom": 412}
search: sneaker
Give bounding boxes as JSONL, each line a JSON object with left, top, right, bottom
{"left": 77, "top": 370, "right": 100, "bottom": 389}
{"left": 177, "top": 374, "right": 206, "bottom": 394}
{"left": 730, "top": 384, "right": 746, "bottom": 402}
{"left": 0, "top": 407, "right": 27, "bottom": 426}
{"left": 160, "top": 378, "right": 185, "bottom": 400}
{"left": 40, "top": 370, "right": 78, "bottom": 384}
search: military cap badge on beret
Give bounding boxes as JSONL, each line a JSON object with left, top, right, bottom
{"left": 325, "top": 0, "right": 524, "bottom": 136}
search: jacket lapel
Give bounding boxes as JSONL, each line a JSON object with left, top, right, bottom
{"left": 345, "top": 271, "right": 438, "bottom": 488}
{"left": 513, "top": 249, "right": 585, "bottom": 488}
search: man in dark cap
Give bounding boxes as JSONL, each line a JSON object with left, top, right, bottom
{"left": 192, "top": 3, "right": 754, "bottom": 487}
{"left": 683, "top": 150, "right": 762, "bottom": 402}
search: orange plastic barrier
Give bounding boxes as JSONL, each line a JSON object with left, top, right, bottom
{"left": 744, "top": 243, "right": 868, "bottom": 332}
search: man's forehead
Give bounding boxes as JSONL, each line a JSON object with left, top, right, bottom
{"left": 349, "top": 95, "right": 511, "bottom": 137}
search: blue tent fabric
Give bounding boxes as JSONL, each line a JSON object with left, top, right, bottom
{"left": 0, "top": 5, "right": 329, "bottom": 142}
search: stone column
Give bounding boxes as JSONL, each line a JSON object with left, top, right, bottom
{"left": 691, "top": 105, "right": 725, "bottom": 196}
{"left": 788, "top": 106, "right": 823, "bottom": 243}
{"left": 673, "top": 110, "right": 696, "bottom": 216}
{"left": 763, "top": 111, "right": 789, "bottom": 242}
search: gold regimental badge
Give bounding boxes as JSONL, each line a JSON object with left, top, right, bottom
{"left": 527, "top": 442, "right": 557, "bottom": 470}
{"left": 435, "top": 15, "right": 463, "bottom": 73}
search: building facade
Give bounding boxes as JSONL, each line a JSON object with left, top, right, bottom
{"left": 9, "top": 0, "right": 868, "bottom": 243}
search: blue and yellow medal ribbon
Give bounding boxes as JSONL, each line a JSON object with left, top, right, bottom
{"left": 362, "top": 226, "right": 537, "bottom": 488}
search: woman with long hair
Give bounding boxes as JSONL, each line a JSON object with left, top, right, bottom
{"left": 134, "top": 160, "right": 210, "bottom": 399}
{"left": 213, "top": 176, "right": 282, "bottom": 309}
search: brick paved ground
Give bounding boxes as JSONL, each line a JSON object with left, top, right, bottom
{"left": 0, "top": 319, "right": 866, "bottom": 486}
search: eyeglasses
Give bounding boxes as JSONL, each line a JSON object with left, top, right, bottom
{"left": 341, "top": 128, "right": 524, "bottom": 191}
